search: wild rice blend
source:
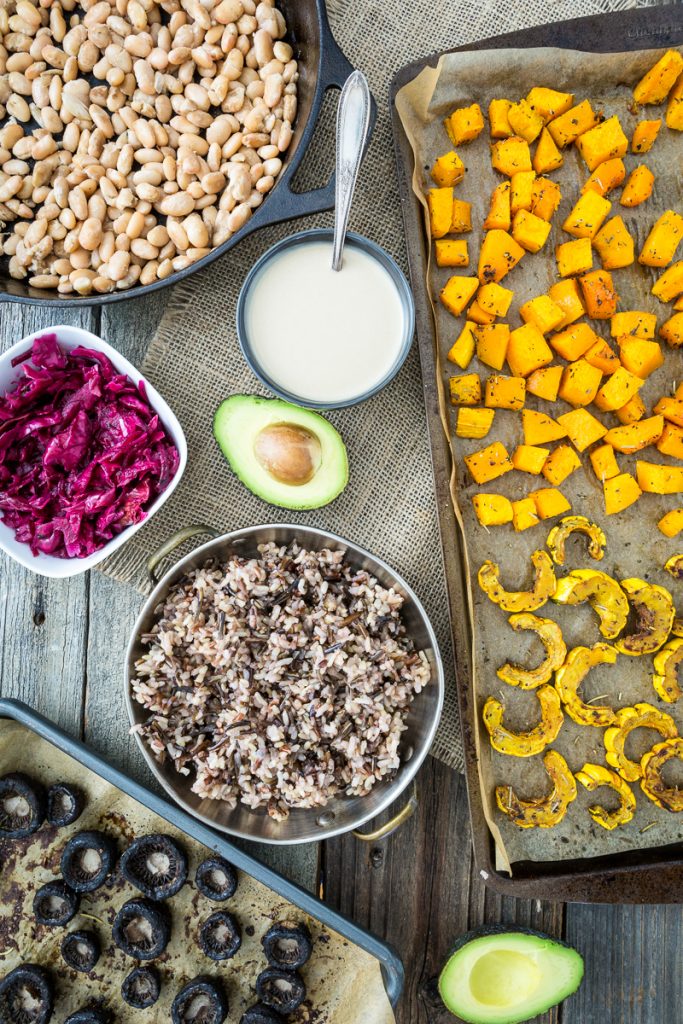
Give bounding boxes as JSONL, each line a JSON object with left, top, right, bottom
{"left": 132, "top": 542, "right": 431, "bottom": 819}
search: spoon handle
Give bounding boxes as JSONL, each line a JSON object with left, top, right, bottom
{"left": 331, "top": 70, "right": 372, "bottom": 272}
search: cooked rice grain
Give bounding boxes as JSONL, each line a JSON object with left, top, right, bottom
{"left": 132, "top": 542, "right": 431, "bottom": 820}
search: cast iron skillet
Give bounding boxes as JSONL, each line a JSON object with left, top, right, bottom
{"left": 0, "top": 0, "right": 375, "bottom": 306}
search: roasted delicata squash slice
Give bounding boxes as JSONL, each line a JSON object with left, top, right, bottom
{"left": 496, "top": 613, "right": 567, "bottom": 688}
{"left": 552, "top": 569, "right": 629, "bottom": 640}
{"left": 604, "top": 702, "right": 678, "bottom": 781}
{"left": 673, "top": 618, "right": 683, "bottom": 638}
{"left": 615, "top": 578, "right": 675, "bottom": 656}
{"left": 641, "top": 738, "right": 683, "bottom": 812}
{"left": 575, "top": 763, "right": 636, "bottom": 830}
{"left": 652, "top": 638, "right": 683, "bottom": 703}
{"left": 554, "top": 643, "right": 618, "bottom": 726}
{"left": 478, "top": 550, "right": 556, "bottom": 612}
{"left": 664, "top": 554, "right": 683, "bottom": 580}
{"left": 495, "top": 749, "right": 577, "bottom": 828}
{"left": 546, "top": 516, "right": 606, "bottom": 566}
{"left": 483, "top": 684, "right": 564, "bottom": 756}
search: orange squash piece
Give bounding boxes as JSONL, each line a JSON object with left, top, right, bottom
{"left": 508, "top": 99, "right": 544, "bottom": 143}
{"left": 557, "top": 408, "right": 607, "bottom": 452}
{"left": 652, "top": 262, "right": 683, "bottom": 303}
{"left": 530, "top": 487, "right": 572, "bottom": 519}
{"left": 483, "top": 182, "right": 511, "bottom": 231}
{"left": 547, "top": 99, "right": 599, "bottom": 147}
{"left": 639, "top": 211, "right": 683, "bottom": 268}
{"left": 485, "top": 374, "right": 526, "bottom": 410}
{"left": 590, "top": 444, "right": 620, "bottom": 482}
{"left": 526, "top": 87, "right": 574, "bottom": 122}
{"left": 526, "top": 366, "right": 563, "bottom": 402}
{"left": 610, "top": 311, "right": 656, "bottom": 340}
{"left": 456, "top": 407, "right": 495, "bottom": 439}
{"left": 467, "top": 299, "right": 496, "bottom": 326}
{"left": 427, "top": 187, "right": 453, "bottom": 238}
{"left": 633, "top": 49, "right": 683, "bottom": 105}
{"left": 464, "top": 441, "right": 513, "bottom": 484}
{"left": 548, "top": 279, "right": 585, "bottom": 329}
{"left": 556, "top": 238, "right": 593, "bottom": 278}
{"left": 447, "top": 321, "right": 477, "bottom": 368}
{"left": 472, "top": 493, "right": 514, "bottom": 526}
{"left": 519, "top": 295, "right": 565, "bottom": 335}
{"left": 594, "top": 367, "right": 644, "bottom": 412}
{"left": 530, "top": 177, "right": 562, "bottom": 221}
{"left": 431, "top": 150, "right": 466, "bottom": 187}
{"left": 593, "top": 216, "right": 635, "bottom": 270}
{"left": 615, "top": 394, "right": 647, "bottom": 426}
{"left": 449, "top": 373, "right": 482, "bottom": 406}
{"left": 549, "top": 322, "right": 598, "bottom": 361}
{"left": 489, "top": 99, "right": 513, "bottom": 139}
{"left": 512, "top": 444, "right": 549, "bottom": 475}
{"left": 445, "top": 103, "right": 485, "bottom": 145}
{"left": 512, "top": 210, "right": 552, "bottom": 253}
{"left": 522, "top": 409, "right": 567, "bottom": 446}
{"left": 491, "top": 136, "right": 533, "bottom": 175}
{"left": 637, "top": 462, "right": 683, "bottom": 494}
{"left": 584, "top": 339, "right": 620, "bottom": 375}
{"left": 512, "top": 497, "right": 540, "bottom": 532}
{"left": 660, "top": 312, "right": 683, "bottom": 348}
{"left": 439, "top": 275, "right": 479, "bottom": 316}
{"left": 666, "top": 73, "right": 683, "bottom": 131}
{"left": 631, "top": 119, "right": 662, "bottom": 154}
{"left": 478, "top": 230, "right": 526, "bottom": 283}
{"left": 435, "top": 240, "right": 469, "bottom": 268}
{"left": 558, "top": 359, "right": 603, "bottom": 407}
{"left": 475, "top": 323, "right": 510, "bottom": 370}
{"left": 582, "top": 157, "right": 626, "bottom": 197}
{"left": 604, "top": 473, "right": 642, "bottom": 514}
{"left": 541, "top": 445, "right": 581, "bottom": 486}
{"left": 532, "top": 127, "right": 563, "bottom": 173}
{"left": 510, "top": 171, "right": 537, "bottom": 214}
{"left": 657, "top": 422, "right": 683, "bottom": 461}
{"left": 620, "top": 165, "right": 655, "bottom": 208}
{"left": 618, "top": 336, "right": 665, "bottom": 378}
{"left": 580, "top": 270, "right": 618, "bottom": 319}
{"left": 563, "top": 192, "right": 612, "bottom": 240}
{"left": 507, "top": 323, "right": 554, "bottom": 377}
{"left": 653, "top": 397, "right": 683, "bottom": 427}
{"left": 476, "top": 282, "right": 514, "bottom": 318}
{"left": 575, "top": 115, "right": 628, "bottom": 171}
{"left": 604, "top": 416, "right": 664, "bottom": 454}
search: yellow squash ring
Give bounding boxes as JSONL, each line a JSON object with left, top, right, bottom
{"left": 554, "top": 643, "right": 618, "bottom": 727}
{"left": 641, "top": 738, "right": 683, "bottom": 811}
{"left": 664, "top": 554, "right": 683, "bottom": 580}
{"left": 495, "top": 749, "right": 577, "bottom": 829}
{"left": 478, "top": 550, "right": 557, "bottom": 613}
{"left": 615, "top": 578, "right": 675, "bottom": 657}
{"left": 604, "top": 703, "right": 678, "bottom": 781}
{"left": 546, "top": 516, "right": 606, "bottom": 567}
{"left": 483, "top": 685, "right": 564, "bottom": 757}
{"left": 575, "top": 763, "right": 636, "bottom": 830}
{"left": 496, "top": 613, "right": 567, "bottom": 689}
{"left": 552, "top": 569, "right": 628, "bottom": 640}
{"left": 652, "top": 638, "right": 683, "bottom": 703}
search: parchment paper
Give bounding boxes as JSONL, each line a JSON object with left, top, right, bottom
{"left": 396, "top": 44, "right": 683, "bottom": 870}
{"left": 0, "top": 721, "right": 395, "bottom": 1023}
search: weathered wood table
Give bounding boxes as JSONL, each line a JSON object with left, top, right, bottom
{"left": 1, "top": 297, "right": 681, "bottom": 1024}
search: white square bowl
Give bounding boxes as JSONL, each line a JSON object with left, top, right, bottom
{"left": 0, "top": 324, "right": 187, "bottom": 578}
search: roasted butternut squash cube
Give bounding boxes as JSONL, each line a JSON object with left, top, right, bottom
{"left": 532, "top": 128, "right": 563, "bottom": 174}
{"left": 557, "top": 408, "right": 607, "bottom": 451}
{"left": 637, "top": 461, "right": 683, "bottom": 493}
{"left": 483, "top": 182, "right": 511, "bottom": 231}
{"left": 431, "top": 150, "right": 466, "bottom": 187}
{"left": 526, "top": 87, "right": 574, "bottom": 122}
{"left": 620, "top": 165, "right": 654, "bottom": 208}
{"left": 582, "top": 157, "right": 626, "bottom": 197}
{"left": 654, "top": 397, "right": 683, "bottom": 427}
{"left": 549, "top": 321, "right": 598, "bottom": 361}
{"left": 660, "top": 312, "right": 683, "bottom": 348}
{"left": 576, "top": 116, "right": 628, "bottom": 171}
{"left": 652, "top": 261, "right": 683, "bottom": 303}
{"left": 485, "top": 374, "right": 526, "bottom": 410}
{"left": 456, "top": 407, "right": 495, "bottom": 439}
{"left": 472, "top": 493, "right": 513, "bottom": 526}
{"left": 440, "top": 275, "right": 479, "bottom": 316}
{"left": 435, "top": 239, "right": 469, "bottom": 268}
{"left": 558, "top": 359, "right": 603, "bottom": 406}
{"left": 593, "top": 216, "right": 635, "bottom": 270}
{"left": 658, "top": 508, "right": 683, "bottom": 537}
{"left": 639, "top": 210, "right": 683, "bottom": 268}
{"left": 563, "top": 192, "right": 612, "bottom": 240}
{"left": 585, "top": 339, "right": 620, "bottom": 375}
{"left": 526, "top": 365, "right": 563, "bottom": 402}
{"left": 477, "top": 282, "right": 514, "bottom": 318}
{"left": 594, "top": 366, "right": 644, "bottom": 412}
{"left": 604, "top": 472, "right": 642, "bottom": 514}
{"left": 467, "top": 299, "right": 497, "bottom": 326}
{"left": 427, "top": 187, "right": 453, "bottom": 238}
{"left": 475, "top": 323, "right": 510, "bottom": 370}
{"left": 464, "top": 441, "right": 513, "bottom": 484}
{"left": 512, "top": 210, "right": 551, "bottom": 253}
{"left": 657, "top": 422, "right": 683, "bottom": 460}
{"left": 530, "top": 177, "right": 562, "bottom": 221}
{"left": 548, "top": 279, "right": 585, "bottom": 329}
{"left": 615, "top": 393, "right": 647, "bottom": 426}
{"left": 633, "top": 49, "right": 683, "bottom": 105}
{"left": 556, "top": 237, "right": 593, "bottom": 278}
{"left": 447, "top": 321, "right": 477, "bottom": 369}
{"left": 530, "top": 487, "right": 572, "bottom": 519}
{"left": 478, "top": 230, "right": 525, "bottom": 283}
{"left": 579, "top": 269, "right": 618, "bottom": 319}
{"left": 507, "top": 323, "right": 554, "bottom": 377}
{"left": 666, "top": 73, "right": 683, "bottom": 131}
{"left": 508, "top": 99, "right": 544, "bottom": 143}
{"left": 590, "top": 444, "right": 620, "bottom": 482}
{"left": 604, "top": 415, "right": 664, "bottom": 453}
{"left": 618, "top": 336, "right": 665, "bottom": 378}
{"left": 512, "top": 444, "right": 549, "bottom": 474}
{"left": 522, "top": 409, "right": 567, "bottom": 445}
{"left": 675, "top": 296, "right": 683, "bottom": 311}
{"left": 449, "top": 373, "right": 481, "bottom": 405}
{"left": 631, "top": 119, "right": 662, "bottom": 154}
{"left": 610, "top": 311, "right": 656, "bottom": 339}
{"left": 547, "top": 99, "right": 599, "bottom": 147}
{"left": 512, "top": 497, "right": 540, "bottom": 532}
{"left": 519, "top": 295, "right": 565, "bottom": 335}
{"left": 451, "top": 199, "right": 472, "bottom": 234}
{"left": 488, "top": 99, "right": 513, "bottom": 139}
{"left": 445, "top": 103, "right": 485, "bottom": 145}
{"left": 510, "top": 170, "right": 537, "bottom": 214}
{"left": 491, "top": 136, "right": 533, "bottom": 176}
{"left": 541, "top": 444, "right": 581, "bottom": 486}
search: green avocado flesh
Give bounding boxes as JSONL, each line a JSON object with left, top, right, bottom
{"left": 438, "top": 929, "right": 584, "bottom": 1024}
{"left": 213, "top": 395, "right": 349, "bottom": 510}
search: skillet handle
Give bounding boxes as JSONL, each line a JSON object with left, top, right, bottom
{"left": 352, "top": 785, "right": 418, "bottom": 842}
{"left": 146, "top": 525, "right": 220, "bottom": 584}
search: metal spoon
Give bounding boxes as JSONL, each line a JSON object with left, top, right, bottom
{"left": 331, "top": 70, "right": 373, "bottom": 272}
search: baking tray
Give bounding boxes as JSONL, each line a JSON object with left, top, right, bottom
{"left": 390, "top": 4, "right": 683, "bottom": 903}
{"left": 0, "top": 697, "right": 404, "bottom": 1006}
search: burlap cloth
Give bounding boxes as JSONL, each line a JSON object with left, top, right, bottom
{"left": 101, "top": 0, "right": 666, "bottom": 773}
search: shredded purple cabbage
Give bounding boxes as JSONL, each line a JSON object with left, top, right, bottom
{"left": 0, "top": 334, "right": 179, "bottom": 559}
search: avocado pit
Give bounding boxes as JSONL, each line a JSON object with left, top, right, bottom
{"left": 253, "top": 422, "right": 322, "bottom": 487}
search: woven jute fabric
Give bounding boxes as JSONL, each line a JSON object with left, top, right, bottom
{"left": 101, "top": 0, "right": 664, "bottom": 773}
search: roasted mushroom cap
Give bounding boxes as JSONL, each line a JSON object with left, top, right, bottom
{"left": 195, "top": 857, "right": 238, "bottom": 902}
{"left": 121, "top": 966, "right": 161, "bottom": 1009}
{"left": 47, "top": 783, "right": 84, "bottom": 828}
{"left": 0, "top": 963, "right": 53, "bottom": 1024}
{"left": 120, "top": 834, "right": 187, "bottom": 901}
{"left": 0, "top": 773, "right": 46, "bottom": 840}
{"left": 198, "top": 911, "right": 241, "bottom": 961}
{"left": 113, "top": 898, "right": 171, "bottom": 961}
{"left": 262, "top": 920, "right": 313, "bottom": 970}
{"left": 33, "top": 880, "right": 80, "bottom": 927}
{"left": 61, "top": 930, "right": 100, "bottom": 973}
{"left": 61, "top": 831, "right": 116, "bottom": 893}
{"left": 240, "top": 1004, "right": 284, "bottom": 1024}
{"left": 64, "top": 1009, "right": 109, "bottom": 1024}
{"left": 255, "top": 968, "right": 307, "bottom": 1014}
{"left": 171, "top": 976, "right": 229, "bottom": 1024}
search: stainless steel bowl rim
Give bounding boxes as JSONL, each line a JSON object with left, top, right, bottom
{"left": 124, "top": 523, "right": 445, "bottom": 845}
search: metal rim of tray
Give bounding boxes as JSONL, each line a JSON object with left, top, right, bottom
{"left": 389, "top": 4, "right": 683, "bottom": 904}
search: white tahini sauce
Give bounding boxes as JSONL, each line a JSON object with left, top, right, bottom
{"left": 244, "top": 240, "right": 406, "bottom": 404}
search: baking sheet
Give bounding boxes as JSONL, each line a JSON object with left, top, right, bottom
{"left": 395, "top": 44, "right": 683, "bottom": 870}
{"left": 0, "top": 720, "right": 395, "bottom": 1023}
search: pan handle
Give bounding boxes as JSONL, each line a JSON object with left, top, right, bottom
{"left": 352, "top": 785, "right": 418, "bottom": 842}
{"left": 147, "top": 524, "right": 220, "bottom": 584}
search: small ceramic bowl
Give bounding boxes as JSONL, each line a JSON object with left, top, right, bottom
{"left": 236, "top": 228, "right": 416, "bottom": 410}
{"left": 0, "top": 325, "right": 187, "bottom": 578}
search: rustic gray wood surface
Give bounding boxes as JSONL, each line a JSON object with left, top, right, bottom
{"left": 1, "top": 296, "right": 681, "bottom": 1024}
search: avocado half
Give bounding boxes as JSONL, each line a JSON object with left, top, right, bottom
{"left": 213, "top": 395, "right": 349, "bottom": 510}
{"left": 438, "top": 926, "right": 584, "bottom": 1024}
